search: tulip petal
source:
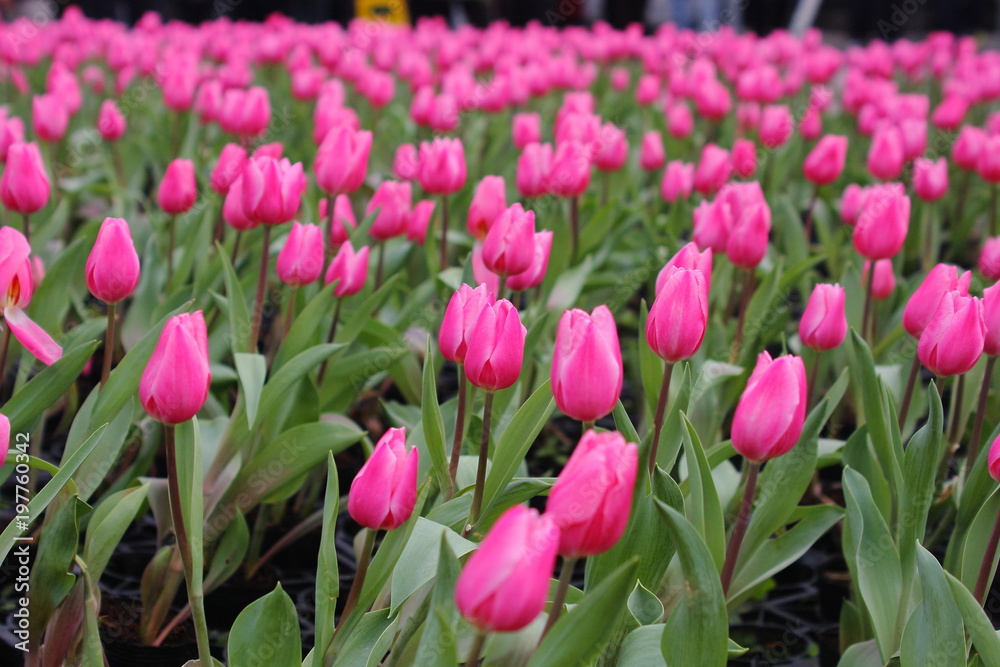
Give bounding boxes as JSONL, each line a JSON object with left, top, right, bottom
{"left": 4, "top": 306, "right": 61, "bottom": 365}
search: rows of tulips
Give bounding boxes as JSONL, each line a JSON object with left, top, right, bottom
{"left": 4, "top": 7, "right": 1000, "bottom": 666}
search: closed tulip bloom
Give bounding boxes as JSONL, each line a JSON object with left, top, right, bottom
{"left": 988, "top": 435, "right": 1000, "bottom": 481}
{"left": 209, "top": 143, "right": 247, "bottom": 195}
{"left": 512, "top": 112, "right": 541, "bottom": 150}
{"left": 86, "top": 217, "right": 140, "bottom": 303}
{"left": 219, "top": 86, "right": 271, "bottom": 138}
{"left": 517, "top": 142, "right": 552, "bottom": 198}
{"left": 471, "top": 243, "right": 500, "bottom": 296}
{"left": 162, "top": 66, "right": 197, "bottom": 112}
{"left": 0, "top": 117, "right": 25, "bottom": 163}
{"left": 840, "top": 184, "right": 865, "bottom": 227}
{"left": 979, "top": 135, "right": 1000, "bottom": 184}
{"left": 551, "top": 306, "right": 623, "bottom": 422}
{"left": 545, "top": 430, "right": 638, "bottom": 557}
{"left": 610, "top": 67, "right": 630, "bottom": 91}
{"left": 953, "top": 125, "right": 985, "bottom": 171}
{"left": 548, "top": 140, "right": 591, "bottom": 198}
{"left": 393, "top": 143, "right": 419, "bottom": 181}
{"left": 803, "top": 135, "right": 847, "bottom": 186}
{"left": 981, "top": 237, "right": 1000, "bottom": 281}
{"left": 693, "top": 143, "right": 732, "bottom": 196}
{"left": 732, "top": 352, "right": 807, "bottom": 462}
{"left": 799, "top": 283, "right": 847, "bottom": 351}
{"left": 276, "top": 222, "right": 324, "bottom": 287}
{"left": 727, "top": 202, "right": 771, "bottom": 269}
{"left": 933, "top": 95, "right": 968, "bottom": 130}
{"left": 1, "top": 142, "right": 49, "bottom": 214}
{"left": 904, "top": 263, "right": 971, "bottom": 338}
{"left": 852, "top": 185, "right": 910, "bottom": 260}
{"left": 193, "top": 79, "right": 223, "bottom": 124}
{"left": 867, "top": 127, "right": 905, "bottom": 180}
{"left": 918, "top": 291, "right": 986, "bottom": 376}
{"left": 417, "top": 138, "right": 467, "bottom": 195}
{"left": 157, "top": 159, "right": 196, "bottom": 215}
{"left": 252, "top": 142, "right": 283, "bottom": 161}
{"left": 465, "top": 299, "right": 526, "bottom": 391}
{"left": 507, "top": 230, "right": 553, "bottom": 292}
{"left": 222, "top": 175, "right": 256, "bottom": 231}
{"left": 467, "top": 176, "right": 507, "bottom": 240}
{"left": 139, "top": 311, "right": 210, "bottom": 424}
{"left": 639, "top": 131, "right": 666, "bottom": 172}
{"left": 692, "top": 198, "right": 733, "bottom": 254}
{"left": 800, "top": 106, "right": 823, "bottom": 139}
{"left": 315, "top": 126, "right": 372, "bottom": 195}
{"left": 667, "top": 102, "right": 694, "bottom": 139}
{"left": 347, "top": 427, "right": 419, "bottom": 531}
{"left": 656, "top": 242, "right": 713, "bottom": 294}
{"left": 661, "top": 160, "right": 694, "bottom": 203}
{"left": 324, "top": 241, "right": 369, "bottom": 297}
{"left": 455, "top": 505, "right": 559, "bottom": 633}
{"left": 32, "top": 94, "right": 68, "bottom": 143}
{"left": 367, "top": 180, "right": 411, "bottom": 241}
{"left": 324, "top": 194, "right": 356, "bottom": 246}
{"left": 982, "top": 283, "right": 1000, "bottom": 357}
{"left": 758, "top": 105, "right": 793, "bottom": 149}
{"left": 97, "top": 99, "right": 126, "bottom": 141}
{"left": 440, "top": 283, "right": 495, "bottom": 364}
{"left": 242, "top": 157, "right": 304, "bottom": 225}
{"left": 593, "top": 123, "right": 628, "bottom": 172}
{"left": 482, "top": 203, "right": 536, "bottom": 277}
{"left": 910, "top": 158, "right": 948, "bottom": 203}
{"left": 647, "top": 267, "right": 708, "bottom": 363}
{"left": 732, "top": 138, "right": 757, "bottom": 179}
{"left": 863, "top": 259, "right": 896, "bottom": 300}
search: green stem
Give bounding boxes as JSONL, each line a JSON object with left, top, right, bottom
{"left": 898, "top": 353, "right": 921, "bottom": 428}
{"left": 720, "top": 460, "right": 760, "bottom": 596}
{"left": 465, "top": 631, "right": 487, "bottom": 666}
{"left": 439, "top": 195, "right": 450, "bottom": 269}
{"left": 248, "top": 225, "right": 272, "bottom": 352}
{"left": 647, "top": 363, "right": 674, "bottom": 477}
{"left": 860, "top": 260, "right": 875, "bottom": 343}
{"left": 947, "top": 373, "right": 966, "bottom": 444}
{"left": 974, "top": 505, "right": 1000, "bottom": 604}
{"left": 468, "top": 391, "right": 495, "bottom": 529}
{"left": 968, "top": 356, "right": 996, "bottom": 469}
{"left": 167, "top": 215, "right": 175, "bottom": 285}
{"left": 731, "top": 269, "right": 755, "bottom": 363}
{"left": 806, "top": 351, "right": 820, "bottom": 410}
{"left": 541, "top": 557, "right": 577, "bottom": 638}
{"left": 569, "top": 196, "right": 579, "bottom": 261}
{"left": 376, "top": 241, "right": 386, "bottom": 290}
{"left": 100, "top": 302, "right": 116, "bottom": 388}
{"left": 283, "top": 286, "right": 296, "bottom": 339}
{"left": 338, "top": 528, "right": 377, "bottom": 625}
{"left": 447, "top": 370, "right": 468, "bottom": 496}
{"left": 21, "top": 212, "right": 29, "bottom": 246}
{"left": 317, "top": 298, "right": 342, "bottom": 384}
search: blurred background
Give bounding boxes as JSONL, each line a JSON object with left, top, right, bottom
{"left": 3, "top": 0, "right": 994, "bottom": 40}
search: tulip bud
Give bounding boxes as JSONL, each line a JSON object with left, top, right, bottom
{"left": 86, "top": 217, "right": 140, "bottom": 303}
{"left": 593, "top": 123, "right": 628, "bottom": 172}
{"left": 467, "top": 176, "right": 507, "bottom": 240}
{"left": 0, "top": 116, "right": 25, "bottom": 163}
{"left": 222, "top": 174, "right": 256, "bottom": 231}
{"left": 347, "top": 427, "right": 418, "bottom": 531}
{"left": 726, "top": 201, "right": 771, "bottom": 269}
{"left": 551, "top": 306, "right": 623, "bottom": 422}
{"left": 219, "top": 86, "right": 271, "bottom": 138}
{"left": 647, "top": 267, "right": 708, "bottom": 363}
{"left": 731, "top": 138, "right": 757, "bottom": 179}
{"left": 367, "top": 180, "right": 411, "bottom": 241}
{"left": 799, "top": 283, "right": 847, "bottom": 351}
{"left": 517, "top": 142, "right": 552, "bottom": 198}
{"left": 241, "top": 157, "right": 304, "bottom": 225}
{"left": 732, "top": 352, "right": 807, "bottom": 462}
{"left": 32, "top": 94, "right": 68, "bottom": 143}
{"left": 97, "top": 99, "right": 126, "bottom": 142}
{"left": 482, "top": 203, "right": 536, "bottom": 277}
{"left": 656, "top": 243, "right": 713, "bottom": 295}
{"left": 800, "top": 106, "right": 823, "bottom": 139}
{"left": 0, "top": 142, "right": 50, "bottom": 215}
{"left": 867, "top": 126, "right": 905, "bottom": 180}
{"left": 913, "top": 157, "right": 949, "bottom": 202}
{"left": 545, "top": 430, "right": 638, "bottom": 557}
{"left": 981, "top": 237, "right": 1000, "bottom": 281}
{"left": 471, "top": 242, "right": 500, "bottom": 296}
{"left": 903, "top": 263, "right": 970, "bottom": 338}
{"left": 512, "top": 112, "right": 541, "bottom": 150}
{"left": 393, "top": 143, "right": 420, "bottom": 181}
{"left": 639, "top": 131, "right": 666, "bottom": 172}
{"left": 455, "top": 505, "right": 559, "bottom": 632}
{"left": 693, "top": 143, "right": 732, "bottom": 196}
{"left": 507, "top": 231, "right": 553, "bottom": 292}
{"left": 276, "top": 222, "right": 324, "bottom": 287}
{"left": 417, "top": 137, "right": 467, "bottom": 195}
{"left": 840, "top": 184, "right": 865, "bottom": 226}
{"left": 465, "top": 299, "right": 526, "bottom": 391}
{"left": 862, "top": 259, "right": 896, "bottom": 300}
{"left": 210, "top": 143, "right": 247, "bottom": 196}
{"left": 953, "top": 125, "right": 984, "bottom": 171}
{"left": 440, "top": 283, "right": 495, "bottom": 364}
{"left": 661, "top": 160, "right": 694, "bottom": 203}
{"left": 667, "top": 102, "right": 694, "bottom": 138}
{"left": 918, "top": 291, "right": 986, "bottom": 376}
{"left": 139, "top": 311, "right": 211, "bottom": 424}
{"left": 759, "top": 104, "right": 793, "bottom": 149}
{"left": 852, "top": 184, "right": 910, "bottom": 260}
{"left": 982, "top": 282, "right": 1000, "bottom": 357}
{"left": 324, "top": 241, "right": 369, "bottom": 298}
{"left": 548, "top": 140, "right": 591, "bottom": 198}
{"left": 987, "top": 435, "right": 1000, "bottom": 481}
{"left": 803, "top": 135, "right": 847, "bottom": 186}
{"left": 315, "top": 126, "right": 372, "bottom": 196}
{"left": 157, "top": 159, "right": 197, "bottom": 215}
{"left": 326, "top": 194, "right": 357, "bottom": 246}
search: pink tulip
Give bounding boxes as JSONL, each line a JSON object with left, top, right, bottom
{"left": 252, "top": 142, "right": 283, "bottom": 161}
{"left": 593, "top": 123, "right": 628, "bottom": 172}
{"left": 863, "top": 259, "right": 896, "bottom": 300}
{"left": 548, "top": 140, "right": 591, "bottom": 198}
{"left": 161, "top": 65, "right": 197, "bottom": 112}
{"left": 932, "top": 95, "right": 968, "bottom": 130}
{"left": 367, "top": 180, "right": 412, "bottom": 241}
{"left": 139, "top": 311, "right": 210, "bottom": 424}
{"left": 610, "top": 67, "right": 630, "bottom": 91}
{"left": 0, "top": 413, "right": 8, "bottom": 466}
{"left": 918, "top": 291, "right": 986, "bottom": 376}
{"left": 241, "top": 157, "right": 304, "bottom": 225}
{"left": 988, "top": 435, "right": 1000, "bottom": 481}
{"left": 482, "top": 203, "right": 536, "bottom": 277}
{"left": 86, "top": 217, "right": 140, "bottom": 303}
{"left": 1, "top": 143, "right": 49, "bottom": 215}
{"left": 465, "top": 299, "right": 525, "bottom": 391}
{"left": 517, "top": 142, "right": 553, "bottom": 198}
{"left": 512, "top": 112, "right": 541, "bottom": 150}
{"left": 313, "top": 105, "right": 360, "bottom": 146}
{"left": 731, "top": 352, "right": 807, "bottom": 462}
{"left": 867, "top": 126, "right": 905, "bottom": 180}
{"left": 758, "top": 104, "right": 793, "bottom": 149}
{"left": 471, "top": 243, "right": 500, "bottom": 296}
{"left": 636, "top": 74, "right": 660, "bottom": 105}
{"left": 799, "top": 106, "right": 822, "bottom": 139}
{"left": 639, "top": 131, "right": 666, "bottom": 172}
{"left": 324, "top": 241, "right": 369, "bottom": 298}
{"left": 455, "top": 505, "right": 559, "bottom": 632}
{"left": 157, "top": 159, "right": 197, "bottom": 215}
{"left": 551, "top": 306, "right": 623, "bottom": 422}
{"left": 693, "top": 143, "right": 732, "bottom": 196}
{"left": 804, "top": 135, "right": 847, "bottom": 186}
{"left": 276, "top": 222, "right": 324, "bottom": 287}
{"left": 97, "top": 99, "right": 126, "bottom": 142}
{"left": 545, "top": 430, "right": 637, "bottom": 557}
{"left": 840, "top": 184, "right": 865, "bottom": 226}
{"left": 726, "top": 202, "right": 771, "bottom": 269}
{"left": 193, "top": 79, "right": 223, "bottom": 124}
{"left": 347, "top": 427, "right": 418, "bottom": 531}
{"left": 0, "top": 227, "right": 60, "bottom": 365}
{"left": 0, "top": 117, "right": 25, "bottom": 163}
{"left": 647, "top": 267, "right": 708, "bottom": 363}
{"left": 409, "top": 86, "right": 435, "bottom": 127}
{"left": 393, "top": 143, "right": 419, "bottom": 181}
{"left": 904, "top": 264, "right": 971, "bottom": 338}
{"left": 666, "top": 102, "right": 694, "bottom": 139}
{"left": 979, "top": 135, "right": 1000, "bottom": 184}
{"left": 692, "top": 198, "right": 733, "bottom": 254}
{"left": 981, "top": 283, "right": 1000, "bottom": 357}
{"left": 799, "top": 283, "right": 847, "bottom": 351}
{"left": 913, "top": 157, "right": 949, "bottom": 202}
{"left": 899, "top": 118, "right": 927, "bottom": 162}
{"left": 953, "top": 125, "right": 984, "bottom": 171}
{"left": 440, "top": 283, "right": 495, "bottom": 364}
{"left": 981, "top": 237, "right": 1000, "bottom": 281}
{"left": 407, "top": 199, "right": 436, "bottom": 244}
{"left": 315, "top": 126, "right": 372, "bottom": 196}
{"left": 732, "top": 138, "right": 757, "bottom": 179}
{"left": 507, "top": 231, "right": 553, "bottom": 292}
{"left": 661, "top": 160, "right": 694, "bottom": 203}
{"left": 219, "top": 86, "right": 271, "bottom": 138}
{"left": 656, "top": 243, "right": 713, "bottom": 295}
{"left": 852, "top": 184, "right": 910, "bottom": 260}
{"left": 209, "top": 143, "right": 247, "bottom": 196}
{"left": 417, "top": 138, "right": 467, "bottom": 195}
{"left": 223, "top": 175, "right": 256, "bottom": 231}
{"left": 324, "top": 194, "right": 356, "bottom": 246}
{"left": 467, "top": 176, "right": 507, "bottom": 240}
{"left": 31, "top": 94, "right": 68, "bottom": 143}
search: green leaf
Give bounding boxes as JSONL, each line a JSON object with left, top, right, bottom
{"left": 217, "top": 240, "right": 251, "bottom": 354}
{"left": 527, "top": 558, "right": 639, "bottom": 667}
{"left": 255, "top": 343, "right": 341, "bottom": 428}
{"left": 28, "top": 489, "right": 90, "bottom": 635}
{"left": 657, "top": 503, "right": 729, "bottom": 667}
{"left": 960, "top": 488, "right": 1000, "bottom": 592}
{"left": 272, "top": 279, "right": 338, "bottom": 373}
{"left": 617, "top": 627, "right": 750, "bottom": 666}
{"left": 945, "top": 569, "right": 1000, "bottom": 664}
{"left": 234, "top": 353, "right": 267, "bottom": 429}
{"left": 313, "top": 454, "right": 339, "bottom": 667}
{"left": 679, "top": 415, "right": 725, "bottom": 570}
{"left": 900, "top": 546, "right": 965, "bottom": 667}
{"left": 628, "top": 581, "right": 664, "bottom": 626}
{"left": 0, "top": 424, "right": 107, "bottom": 562}
{"left": 71, "top": 397, "right": 134, "bottom": 501}
{"left": 6, "top": 341, "right": 97, "bottom": 437}
{"left": 899, "top": 383, "right": 944, "bottom": 583}
{"left": 228, "top": 584, "right": 301, "bottom": 667}
{"left": 175, "top": 419, "right": 205, "bottom": 592}
{"left": 83, "top": 484, "right": 149, "bottom": 584}
{"left": 479, "top": 380, "right": 554, "bottom": 520}
{"left": 413, "top": 534, "right": 463, "bottom": 667}
{"left": 204, "top": 510, "right": 249, "bottom": 591}
{"left": 421, "top": 336, "right": 451, "bottom": 495}
{"left": 389, "top": 517, "right": 476, "bottom": 613}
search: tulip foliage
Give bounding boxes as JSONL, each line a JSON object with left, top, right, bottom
{"left": 3, "top": 10, "right": 1000, "bottom": 667}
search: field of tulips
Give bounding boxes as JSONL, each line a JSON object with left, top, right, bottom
{"left": 6, "top": 6, "right": 1000, "bottom": 666}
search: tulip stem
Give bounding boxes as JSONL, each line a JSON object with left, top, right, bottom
{"left": 968, "top": 356, "right": 996, "bottom": 469}
{"left": 21, "top": 213, "right": 29, "bottom": 246}
{"left": 497, "top": 275, "right": 506, "bottom": 301}
{"left": 317, "top": 299, "right": 343, "bottom": 384}
{"left": 861, "top": 261, "right": 875, "bottom": 343}
{"left": 339, "top": 527, "right": 377, "bottom": 625}
{"left": 899, "top": 353, "right": 921, "bottom": 428}
{"left": 647, "top": 362, "right": 674, "bottom": 477}
{"left": 465, "top": 631, "right": 487, "bottom": 666}
{"left": 582, "top": 420, "right": 595, "bottom": 432}
{"left": 283, "top": 287, "right": 296, "bottom": 339}
{"left": 468, "top": 391, "right": 495, "bottom": 529}
{"left": 541, "top": 556, "right": 578, "bottom": 639}
{"left": 992, "top": 185, "right": 998, "bottom": 237}
{"left": 948, "top": 373, "right": 966, "bottom": 444}
{"left": 325, "top": 194, "right": 336, "bottom": 260}
{"left": 447, "top": 370, "right": 468, "bottom": 495}
{"left": 569, "top": 196, "right": 580, "bottom": 261}
{"left": 167, "top": 215, "right": 175, "bottom": 285}
{"left": 164, "top": 424, "right": 213, "bottom": 666}
{"left": 803, "top": 184, "right": 818, "bottom": 244}
{"left": 231, "top": 229, "right": 243, "bottom": 269}
{"left": 720, "top": 459, "right": 760, "bottom": 596}
{"left": 974, "top": 503, "right": 1000, "bottom": 604}
{"left": 439, "top": 195, "right": 449, "bottom": 269}
{"left": 375, "top": 241, "right": 386, "bottom": 290}
{"left": 100, "top": 302, "right": 117, "bottom": 388}
{"left": 0, "top": 326, "right": 10, "bottom": 396}
{"left": 806, "top": 351, "right": 820, "bottom": 409}
{"left": 731, "top": 269, "right": 755, "bottom": 363}
{"left": 249, "top": 225, "right": 272, "bottom": 352}
{"left": 110, "top": 143, "right": 127, "bottom": 204}
{"left": 921, "top": 202, "right": 934, "bottom": 271}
